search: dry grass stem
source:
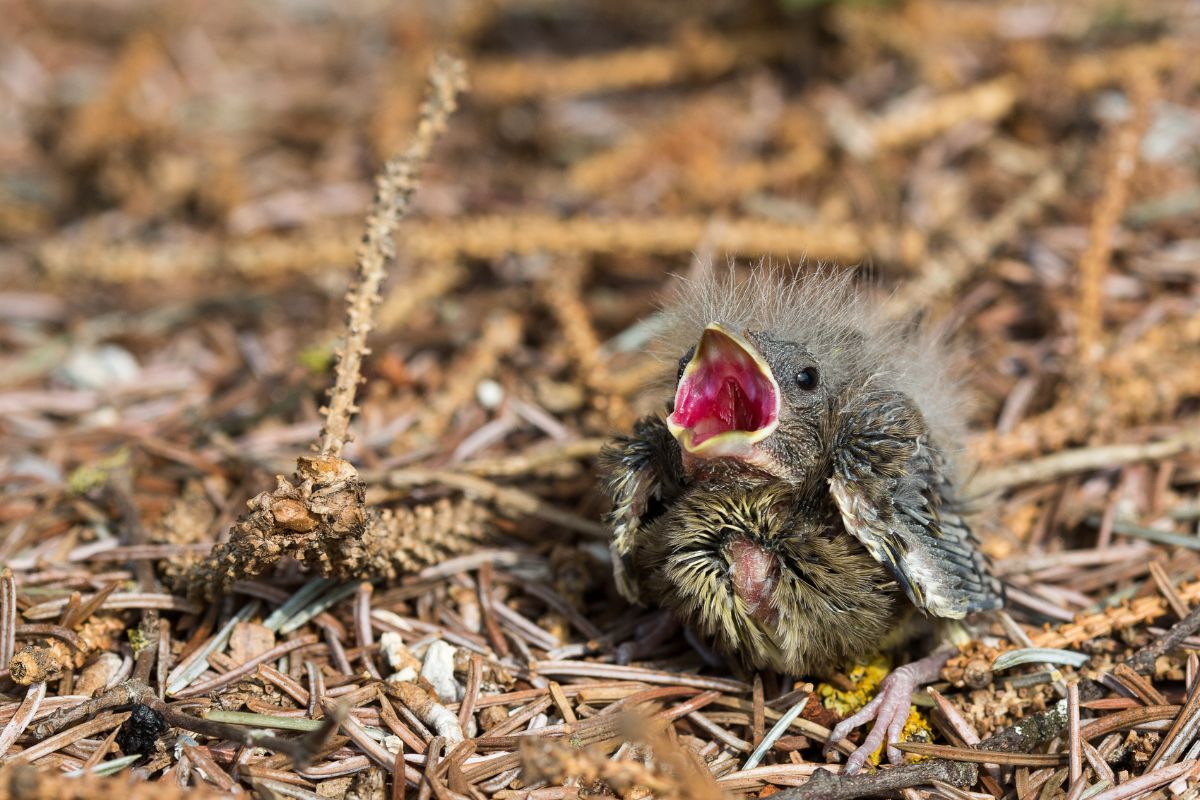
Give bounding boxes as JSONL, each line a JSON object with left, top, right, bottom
{"left": 1075, "top": 67, "right": 1158, "bottom": 365}
{"left": 320, "top": 54, "right": 466, "bottom": 458}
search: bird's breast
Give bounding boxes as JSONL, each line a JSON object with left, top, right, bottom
{"left": 726, "top": 535, "right": 779, "bottom": 623}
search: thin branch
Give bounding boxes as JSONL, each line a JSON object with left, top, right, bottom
{"left": 169, "top": 53, "right": 467, "bottom": 598}
{"left": 972, "top": 427, "right": 1200, "bottom": 494}
{"left": 1075, "top": 66, "right": 1157, "bottom": 364}
{"left": 318, "top": 53, "right": 467, "bottom": 457}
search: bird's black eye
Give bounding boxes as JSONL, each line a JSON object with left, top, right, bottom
{"left": 677, "top": 345, "right": 696, "bottom": 382}
{"left": 795, "top": 367, "right": 819, "bottom": 391}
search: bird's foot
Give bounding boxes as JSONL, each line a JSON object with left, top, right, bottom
{"left": 823, "top": 650, "right": 951, "bottom": 775}
{"left": 614, "top": 612, "right": 680, "bottom": 664}
{"left": 683, "top": 626, "right": 726, "bottom": 668}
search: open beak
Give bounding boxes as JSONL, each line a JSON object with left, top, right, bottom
{"left": 666, "top": 323, "right": 780, "bottom": 460}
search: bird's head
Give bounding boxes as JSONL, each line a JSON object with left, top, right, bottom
{"left": 666, "top": 323, "right": 828, "bottom": 482}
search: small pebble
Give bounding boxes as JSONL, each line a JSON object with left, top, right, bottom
{"left": 58, "top": 344, "right": 140, "bottom": 390}
{"left": 420, "top": 640, "right": 463, "bottom": 703}
{"left": 380, "top": 631, "right": 420, "bottom": 675}
{"left": 476, "top": 379, "right": 505, "bottom": 410}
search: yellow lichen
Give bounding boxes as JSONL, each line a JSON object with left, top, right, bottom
{"left": 818, "top": 654, "right": 891, "bottom": 718}
{"left": 67, "top": 447, "right": 130, "bottom": 495}
{"left": 819, "top": 654, "right": 933, "bottom": 766}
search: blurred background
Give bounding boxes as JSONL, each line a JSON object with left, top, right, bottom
{"left": 3, "top": 0, "right": 1200, "bottom": 630}
{"left": 3, "top": 1, "right": 1200, "bottom": 795}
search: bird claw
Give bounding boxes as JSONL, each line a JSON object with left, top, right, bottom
{"left": 614, "top": 612, "right": 680, "bottom": 665}
{"left": 823, "top": 651, "right": 950, "bottom": 775}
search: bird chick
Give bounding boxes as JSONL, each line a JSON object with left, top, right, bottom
{"left": 601, "top": 267, "right": 1003, "bottom": 773}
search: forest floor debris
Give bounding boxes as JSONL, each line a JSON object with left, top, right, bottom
{"left": 3, "top": 0, "right": 1200, "bottom": 797}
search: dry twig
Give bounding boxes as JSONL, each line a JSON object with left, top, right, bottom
{"left": 168, "top": 54, "right": 470, "bottom": 598}
{"left": 1075, "top": 67, "right": 1157, "bottom": 364}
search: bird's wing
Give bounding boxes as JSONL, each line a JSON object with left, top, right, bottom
{"left": 829, "top": 390, "right": 1003, "bottom": 618}
{"left": 599, "top": 415, "right": 685, "bottom": 603}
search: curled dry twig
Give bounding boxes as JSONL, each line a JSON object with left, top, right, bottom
{"left": 381, "top": 680, "right": 465, "bottom": 746}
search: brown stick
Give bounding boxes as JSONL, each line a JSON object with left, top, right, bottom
{"left": 971, "top": 428, "right": 1200, "bottom": 494}
{"left": 1075, "top": 66, "right": 1156, "bottom": 364}
{"left": 318, "top": 54, "right": 466, "bottom": 457}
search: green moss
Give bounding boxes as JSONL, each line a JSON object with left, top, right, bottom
{"left": 127, "top": 626, "right": 149, "bottom": 657}
{"left": 67, "top": 447, "right": 130, "bottom": 494}
{"left": 298, "top": 341, "right": 335, "bottom": 374}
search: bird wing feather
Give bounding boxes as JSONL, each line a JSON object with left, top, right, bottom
{"left": 829, "top": 390, "right": 1003, "bottom": 619}
{"left": 599, "top": 415, "right": 684, "bottom": 603}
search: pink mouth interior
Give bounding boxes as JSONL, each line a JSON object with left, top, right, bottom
{"left": 671, "top": 332, "right": 778, "bottom": 446}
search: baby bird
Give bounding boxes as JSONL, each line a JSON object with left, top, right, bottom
{"left": 601, "top": 267, "right": 1003, "bottom": 773}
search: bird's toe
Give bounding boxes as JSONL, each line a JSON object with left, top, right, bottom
{"left": 825, "top": 677, "right": 913, "bottom": 774}
{"left": 824, "top": 652, "right": 949, "bottom": 774}
{"left": 614, "top": 611, "right": 679, "bottom": 664}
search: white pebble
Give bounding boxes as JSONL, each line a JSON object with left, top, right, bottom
{"left": 420, "top": 640, "right": 462, "bottom": 703}
{"left": 58, "top": 345, "right": 140, "bottom": 390}
{"left": 386, "top": 667, "right": 418, "bottom": 684}
{"left": 379, "top": 631, "right": 408, "bottom": 672}
{"left": 475, "top": 379, "right": 505, "bottom": 410}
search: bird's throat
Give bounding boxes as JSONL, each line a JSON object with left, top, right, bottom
{"left": 668, "top": 323, "right": 780, "bottom": 457}
{"left": 728, "top": 536, "right": 779, "bottom": 623}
